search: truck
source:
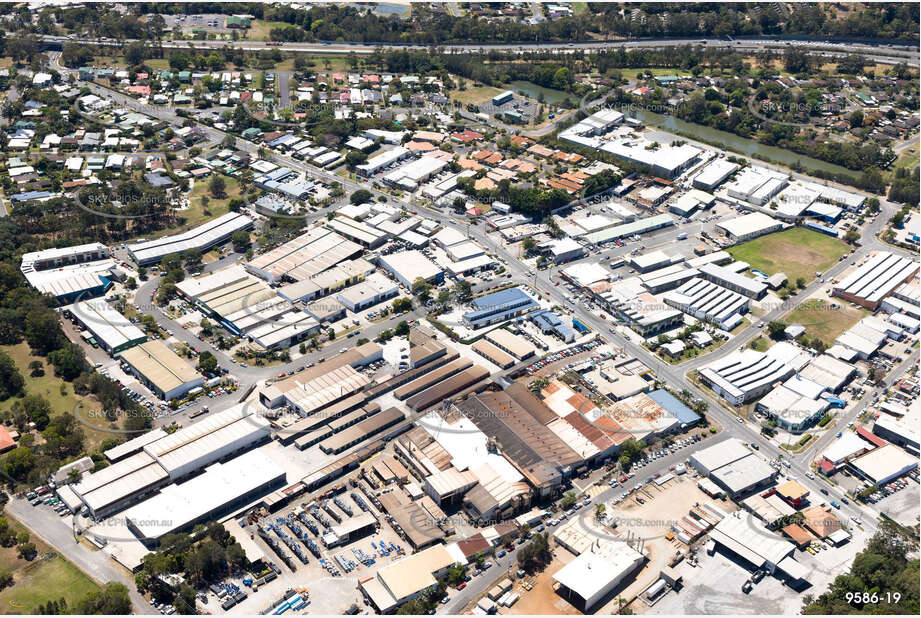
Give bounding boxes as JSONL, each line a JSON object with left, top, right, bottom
{"left": 676, "top": 232, "right": 688, "bottom": 240}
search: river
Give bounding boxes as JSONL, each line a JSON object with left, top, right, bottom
{"left": 624, "top": 107, "right": 859, "bottom": 180}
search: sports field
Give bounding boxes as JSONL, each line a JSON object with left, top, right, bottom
{"left": 782, "top": 299, "right": 867, "bottom": 346}
{"left": 726, "top": 228, "right": 850, "bottom": 284}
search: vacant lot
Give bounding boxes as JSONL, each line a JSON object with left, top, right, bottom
{"left": 0, "top": 514, "right": 100, "bottom": 614}
{"left": 248, "top": 19, "right": 293, "bottom": 41}
{"left": 451, "top": 82, "right": 506, "bottom": 106}
{"left": 727, "top": 228, "right": 850, "bottom": 284}
{"left": 782, "top": 299, "right": 867, "bottom": 346}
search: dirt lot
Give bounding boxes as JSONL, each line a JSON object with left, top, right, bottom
{"left": 500, "top": 550, "right": 581, "bottom": 615}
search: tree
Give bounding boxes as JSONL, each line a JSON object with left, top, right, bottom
{"left": 392, "top": 297, "right": 412, "bottom": 313}
{"left": 0, "top": 350, "right": 25, "bottom": 399}
{"left": 74, "top": 582, "right": 132, "bottom": 615}
{"left": 350, "top": 189, "right": 372, "bottom": 205}
{"left": 454, "top": 280, "right": 472, "bottom": 302}
{"left": 796, "top": 277, "right": 806, "bottom": 289}
{"left": 594, "top": 503, "right": 606, "bottom": 520}
{"left": 437, "top": 289, "right": 453, "bottom": 308}
{"left": 17, "top": 542, "right": 36, "bottom": 560}
{"left": 394, "top": 321, "right": 410, "bottom": 337}
{"left": 28, "top": 359, "right": 44, "bottom": 378}
{"left": 767, "top": 321, "right": 788, "bottom": 340}
{"left": 208, "top": 176, "right": 227, "bottom": 199}
{"left": 521, "top": 237, "right": 536, "bottom": 252}
{"left": 197, "top": 351, "right": 217, "bottom": 374}
{"left": 231, "top": 230, "right": 250, "bottom": 252}
{"left": 220, "top": 134, "right": 237, "bottom": 150}
{"left": 412, "top": 277, "right": 433, "bottom": 302}
{"left": 183, "top": 248, "right": 202, "bottom": 269}
{"left": 560, "top": 490, "right": 578, "bottom": 509}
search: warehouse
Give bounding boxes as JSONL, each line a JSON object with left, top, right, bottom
{"left": 492, "top": 90, "right": 515, "bottom": 105}
{"left": 716, "top": 212, "right": 783, "bottom": 243}
{"left": 125, "top": 450, "right": 286, "bottom": 546}
{"left": 260, "top": 363, "right": 372, "bottom": 413}
{"left": 336, "top": 272, "right": 399, "bottom": 311}
{"left": 355, "top": 146, "right": 411, "bottom": 177}
{"left": 691, "top": 437, "right": 757, "bottom": 475}
{"left": 360, "top": 543, "right": 463, "bottom": 612}
{"left": 582, "top": 213, "right": 675, "bottom": 245}
{"left": 175, "top": 266, "right": 276, "bottom": 321}
{"left": 118, "top": 340, "right": 203, "bottom": 401}
{"left": 319, "top": 407, "right": 406, "bottom": 454}
{"left": 405, "top": 366, "right": 490, "bottom": 412}
{"left": 244, "top": 228, "right": 362, "bottom": 283}
{"left": 71, "top": 451, "right": 169, "bottom": 519}
{"left": 692, "top": 158, "right": 739, "bottom": 190}
{"left": 457, "top": 391, "right": 579, "bottom": 494}
{"left": 127, "top": 212, "right": 254, "bottom": 266}
{"left": 553, "top": 541, "right": 645, "bottom": 612}
{"left": 21, "top": 243, "right": 116, "bottom": 303}
{"left": 725, "top": 168, "right": 788, "bottom": 202}
{"left": 471, "top": 340, "right": 515, "bottom": 368}
{"left": 663, "top": 277, "right": 749, "bottom": 328}
{"left": 599, "top": 140, "right": 701, "bottom": 179}
{"left": 699, "top": 348, "right": 798, "bottom": 405}
{"left": 378, "top": 250, "right": 444, "bottom": 287}
{"left": 710, "top": 453, "right": 778, "bottom": 497}
{"left": 383, "top": 156, "right": 448, "bottom": 191}
{"left": 710, "top": 512, "right": 796, "bottom": 575}
{"left": 755, "top": 384, "right": 828, "bottom": 433}
{"left": 394, "top": 358, "right": 473, "bottom": 400}
{"left": 462, "top": 287, "right": 539, "bottom": 329}
{"left": 323, "top": 512, "right": 378, "bottom": 548}
{"left": 799, "top": 354, "right": 856, "bottom": 392}
{"left": 848, "top": 443, "right": 918, "bottom": 486}
{"left": 484, "top": 328, "right": 535, "bottom": 360}
{"left": 222, "top": 296, "right": 321, "bottom": 348}
{"left": 639, "top": 265, "right": 698, "bottom": 294}
{"left": 103, "top": 428, "right": 169, "bottom": 463}
{"left": 72, "top": 300, "right": 146, "bottom": 355}
{"left": 326, "top": 216, "right": 389, "bottom": 249}
{"left": 278, "top": 393, "right": 368, "bottom": 446}
{"left": 698, "top": 262, "right": 768, "bottom": 299}
{"left": 832, "top": 251, "right": 920, "bottom": 310}
{"left": 873, "top": 410, "right": 919, "bottom": 454}
{"left": 631, "top": 250, "right": 677, "bottom": 273}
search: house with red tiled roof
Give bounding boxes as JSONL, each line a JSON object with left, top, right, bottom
{"left": 0, "top": 425, "right": 16, "bottom": 454}
{"left": 527, "top": 144, "right": 554, "bottom": 158}
{"left": 451, "top": 129, "right": 484, "bottom": 144}
{"left": 407, "top": 140, "right": 437, "bottom": 153}
{"left": 511, "top": 136, "right": 534, "bottom": 148}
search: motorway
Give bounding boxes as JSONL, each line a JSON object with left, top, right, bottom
{"left": 36, "top": 48, "right": 919, "bottom": 614}
{"left": 39, "top": 34, "right": 919, "bottom": 67}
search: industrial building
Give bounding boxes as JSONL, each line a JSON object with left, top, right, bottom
{"left": 336, "top": 272, "right": 399, "bottom": 311}
{"left": 755, "top": 382, "right": 828, "bottom": 433}
{"left": 326, "top": 216, "right": 389, "bottom": 249}
{"left": 405, "top": 366, "right": 490, "bottom": 412}
{"left": 553, "top": 541, "right": 646, "bottom": 612}
{"left": 699, "top": 347, "right": 801, "bottom": 406}
{"left": 359, "top": 543, "right": 465, "bottom": 612}
{"left": 20, "top": 242, "right": 116, "bottom": 303}
{"left": 355, "top": 146, "right": 411, "bottom": 177}
{"left": 698, "top": 262, "right": 768, "bottom": 300}
{"left": 484, "top": 328, "right": 535, "bottom": 360}
{"left": 72, "top": 300, "right": 147, "bottom": 355}
{"left": 124, "top": 450, "right": 285, "bottom": 546}
{"left": 690, "top": 438, "right": 777, "bottom": 497}
{"left": 598, "top": 140, "right": 701, "bottom": 179}
{"left": 873, "top": 410, "right": 919, "bottom": 454}
{"left": 709, "top": 512, "right": 799, "bottom": 576}
{"left": 318, "top": 407, "right": 406, "bottom": 454}
{"left": 243, "top": 227, "right": 362, "bottom": 283}
{"left": 725, "top": 168, "right": 789, "bottom": 204}
{"left": 118, "top": 340, "right": 203, "bottom": 401}
{"left": 832, "top": 251, "right": 920, "bottom": 310}
{"left": 663, "top": 277, "right": 749, "bottom": 329}
{"left": 378, "top": 250, "right": 444, "bottom": 288}
{"left": 848, "top": 443, "right": 918, "bottom": 486}
{"left": 692, "top": 158, "right": 740, "bottom": 191}
{"left": 462, "top": 287, "right": 539, "bottom": 329}
{"left": 716, "top": 212, "right": 784, "bottom": 243}
{"left": 103, "top": 428, "right": 169, "bottom": 463}
{"left": 72, "top": 404, "right": 271, "bottom": 518}
{"left": 582, "top": 213, "right": 675, "bottom": 246}
{"left": 472, "top": 339, "right": 515, "bottom": 368}
{"left": 127, "top": 212, "right": 254, "bottom": 266}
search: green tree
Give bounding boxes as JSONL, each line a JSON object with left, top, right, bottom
{"left": 0, "top": 350, "right": 25, "bottom": 399}
{"left": 208, "top": 175, "right": 227, "bottom": 199}
{"left": 350, "top": 189, "right": 372, "bottom": 205}
{"left": 767, "top": 321, "right": 788, "bottom": 340}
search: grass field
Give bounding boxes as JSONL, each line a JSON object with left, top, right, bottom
{"left": 450, "top": 81, "right": 505, "bottom": 105}
{"left": 749, "top": 336, "right": 771, "bottom": 352}
{"left": 0, "top": 343, "right": 111, "bottom": 450}
{"left": 149, "top": 176, "right": 240, "bottom": 240}
{"left": 0, "top": 514, "right": 100, "bottom": 615}
{"left": 894, "top": 149, "right": 919, "bottom": 172}
{"left": 782, "top": 299, "right": 867, "bottom": 346}
{"left": 726, "top": 228, "right": 850, "bottom": 284}
{"left": 248, "top": 19, "right": 293, "bottom": 41}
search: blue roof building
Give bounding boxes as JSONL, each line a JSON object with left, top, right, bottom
{"left": 530, "top": 309, "right": 575, "bottom": 343}
{"left": 647, "top": 389, "right": 701, "bottom": 427}
{"left": 463, "top": 287, "right": 538, "bottom": 329}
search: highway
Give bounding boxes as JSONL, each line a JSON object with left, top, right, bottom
{"left": 39, "top": 34, "right": 919, "bottom": 66}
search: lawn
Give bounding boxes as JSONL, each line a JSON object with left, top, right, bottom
{"left": 749, "top": 336, "right": 771, "bottom": 352}
{"left": 0, "top": 513, "right": 100, "bottom": 614}
{"left": 0, "top": 554, "right": 100, "bottom": 614}
{"left": 450, "top": 82, "right": 505, "bottom": 106}
{"left": 149, "top": 175, "right": 240, "bottom": 240}
{"left": 247, "top": 19, "right": 293, "bottom": 41}
{"left": 726, "top": 228, "right": 850, "bottom": 284}
{"left": 893, "top": 149, "right": 919, "bottom": 172}
{"left": 0, "top": 343, "right": 111, "bottom": 450}
{"left": 782, "top": 299, "right": 867, "bottom": 346}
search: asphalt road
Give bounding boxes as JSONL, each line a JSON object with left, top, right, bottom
{"left": 39, "top": 34, "right": 920, "bottom": 66}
